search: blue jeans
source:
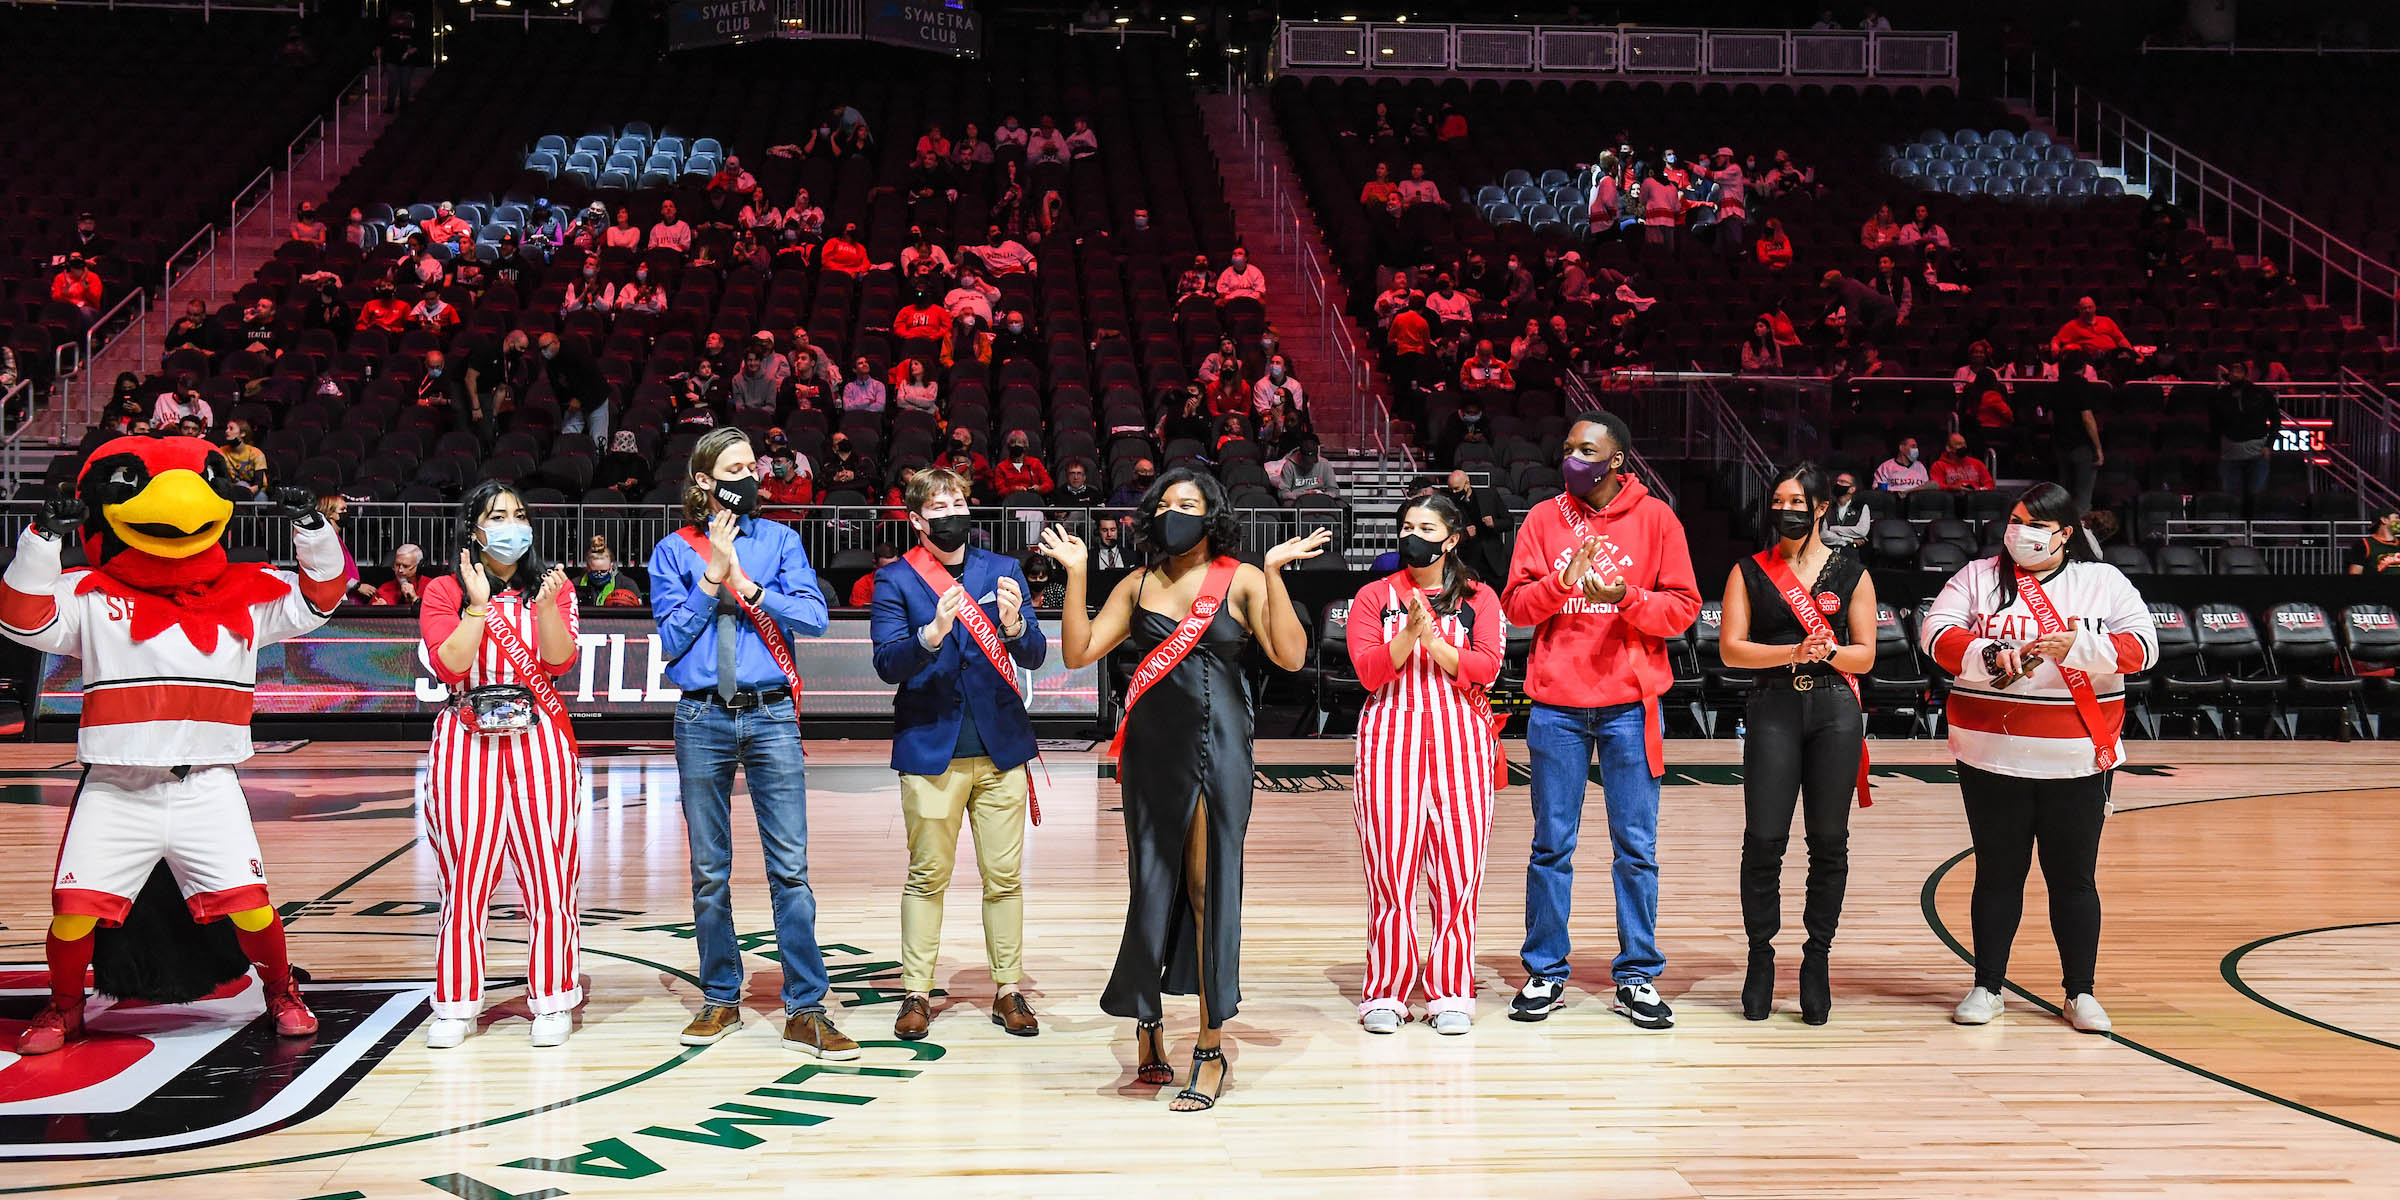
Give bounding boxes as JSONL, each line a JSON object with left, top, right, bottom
{"left": 1522, "top": 701, "right": 1664, "bottom": 985}
{"left": 674, "top": 697, "right": 829, "bottom": 1015}
{"left": 2217, "top": 452, "right": 2269, "bottom": 500}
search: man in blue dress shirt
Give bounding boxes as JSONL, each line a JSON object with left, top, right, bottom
{"left": 647, "top": 428, "right": 854, "bottom": 1059}
{"left": 870, "top": 467, "right": 1048, "bottom": 1041}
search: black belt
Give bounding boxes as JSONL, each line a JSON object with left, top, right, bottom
{"left": 701, "top": 686, "right": 792, "bottom": 711}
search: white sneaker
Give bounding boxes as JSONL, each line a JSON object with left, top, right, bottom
{"left": 1430, "top": 1010, "right": 1472, "bottom": 1036}
{"left": 1952, "top": 986, "right": 2005, "bottom": 1025}
{"left": 424, "top": 1017, "right": 471, "bottom": 1049}
{"left": 2064, "top": 993, "right": 2112, "bottom": 1034}
{"left": 1361, "top": 1008, "right": 1404, "bottom": 1034}
{"left": 1508, "top": 977, "right": 1566, "bottom": 1022}
{"left": 529, "top": 1012, "right": 572, "bottom": 1047}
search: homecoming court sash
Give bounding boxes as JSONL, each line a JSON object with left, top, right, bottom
{"left": 1753, "top": 549, "right": 1871, "bottom": 807}
{"left": 1109, "top": 557, "right": 1241, "bottom": 765}
{"left": 2014, "top": 566, "right": 2120, "bottom": 772}
{"left": 679, "top": 527, "right": 807, "bottom": 722}
{"left": 905, "top": 546, "right": 1045, "bottom": 824}
{"left": 476, "top": 594, "right": 579, "bottom": 758}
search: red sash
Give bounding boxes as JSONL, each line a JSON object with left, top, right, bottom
{"left": 1554, "top": 492, "right": 1666, "bottom": 778}
{"left": 679, "top": 527, "right": 806, "bottom": 725}
{"left": 1385, "top": 572, "right": 1507, "bottom": 790}
{"left": 904, "top": 546, "right": 1043, "bottom": 825}
{"left": 1109, "top": 557, "right": 1240, "bottom": 766}
{"left": 476, "top": 593, "right": 579, "bottom": 759}
{"left": 1753, "top": 550, "right": 1870, "bottom": 807}
{"left": 2015, "top": 567, "right": 2120, "bottom": 771}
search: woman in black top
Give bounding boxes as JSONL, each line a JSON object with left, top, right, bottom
{"left": 1714, "top": 461, "right": 1879, "bottom": 1024}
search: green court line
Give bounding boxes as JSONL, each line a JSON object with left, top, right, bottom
{"left": 2221, "top": 921, "right": 2400, "bottom": 1054}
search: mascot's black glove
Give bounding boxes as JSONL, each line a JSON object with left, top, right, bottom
{"left": 272, "top": 486, "right": 327, "bottom": 530}
{"left": 33, "top": 497, "right": 85, "bottom": 541}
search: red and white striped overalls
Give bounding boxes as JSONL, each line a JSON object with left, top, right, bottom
{"left": 418, "top": 577, "right": 584, "bottom": 1020}
{"left": 1348, "top": 576, "right": 1503, "bottom": 1018}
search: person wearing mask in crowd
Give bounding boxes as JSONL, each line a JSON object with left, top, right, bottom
{"left": 1820, "top": 470, "right": 1871, "bottom": 549}
{"left": 1110, "top": 460, "right": 1158, "bottom": 508}
{"left": 1460, "top": 340, "right": 1517, "bottom": 404}
{"left": 539, "top": 332, "right": 612, "bottom": 442}
{"left": 759, "top": 452, "right": 813, "bottom": 506}
{"left": 2210, "top": 358, "right": 2281, "bottom": 514}
{"left": 1035, "top": 475, "right": 1328, "bottom": 1111}
{"left": 870, "top": 468, "right": 1049, "bottom": 1041}
{"left": 648, "top": 429, "right": 849, "bottom": 1058}
{"left": 1870, "top": 253, "right": 1914, "bottom": 328}
{"left": 1022, "top": 553, "right": 1065, "bottom": 609}
{"left": 372, "top": 544, "right": 429, "bottom": 606}
{"left": 575, "top": 537, "right": 645, "bottom": 607}
{"left": 414, "top": 482, "right": 583, "bottom": 1049}
{"left": 1921, "top": 483, "right": 2157, "bottom": 1033}
{"left": 219, "top": 419, "right": 270, "bottom": 498}
{"left": 1345, "top": 492, "right": 1506, "bottom": 1035}
{"left": 357, "top": 280, "right": 410, "bottom": 334}
{"left": 1444, "top": 470, "right": 1510, "bottom": 586}
{"left": 991, "top": 433, "right": 1053, "bottom": 497}
{"left": 1250, "top": 355, "right": 1304, "bottom": 418}
{"left": 1216, "top": 248, "right": 1267, "bottom": 309}
{"left": 1874, "top": 436, "right": 1929, "bottom": 493}
{"left": 2348, "top": 507, "right": 2400, "bottom": 575}
{"left": 821, "top": 434, "right": 879, "bottom": 496}
{"left": 1930, "top": 434, "right": 1995, "bottom": 491}
{"left": 1502, "top": 410, "right": 1700, "bottom": 1031}
{"left": 1275, "top": 436, "right": 1340, "bottom": 504}
{"left": 1714, "top": 462, "right": 1876, "bottom": 1025}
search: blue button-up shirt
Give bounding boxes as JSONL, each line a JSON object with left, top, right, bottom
{"left": 648, "top": 515, "right": 830, "bottom": 692}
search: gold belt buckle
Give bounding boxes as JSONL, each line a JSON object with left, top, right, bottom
{"left": 1792, "top": 672, "right": 1816, "bottom": 691}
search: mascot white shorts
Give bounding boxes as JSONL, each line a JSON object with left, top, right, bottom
{"left": 53, "top": 764, "right": 269, "bottom": 926}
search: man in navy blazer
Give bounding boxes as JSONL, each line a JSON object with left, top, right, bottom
{"left": 870, "top": 467, "right": 1047, "bottom": 1041}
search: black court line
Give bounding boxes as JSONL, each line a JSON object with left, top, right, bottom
{"left": 1919, "top": 785, "right": 2400, "bottom": 1148}
{"left": 2221, "top": 921, "right": 2400, "bottom": 1055}
{"left": 283, "top": 836, "right": 420, "bottom": 929}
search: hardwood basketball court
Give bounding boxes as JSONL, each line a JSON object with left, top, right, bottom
{"left": 2, "top": 738, "right": 2396, "bottom": 1198}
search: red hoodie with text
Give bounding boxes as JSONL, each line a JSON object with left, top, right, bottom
{"left": 1500, "top": 475, "right": 1700, "bottom": 774}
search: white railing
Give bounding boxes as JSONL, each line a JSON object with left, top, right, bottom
{"left": 2159, "top": 519, "right": 2377, "bottom": 574}
{"left": 1276, "top": 22, "right": 1957, "bottom": 82}
{"left": 0, "top": 380, "right": 32, "bottom": 495}
{"left": 2003, "top": 57, "right": 2399, "bottom": 346}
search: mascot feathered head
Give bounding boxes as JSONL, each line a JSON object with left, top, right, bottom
{"left": 71, "top": 435, "right": 288, "bottom": 652}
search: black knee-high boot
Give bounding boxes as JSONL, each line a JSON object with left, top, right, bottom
{"left": 1739, "top": 832, "right": 1787, "bottom": 1020}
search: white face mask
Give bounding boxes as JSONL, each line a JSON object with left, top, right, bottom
{"left": 2004, "top": 524, "right": 2060, "bottom": 569}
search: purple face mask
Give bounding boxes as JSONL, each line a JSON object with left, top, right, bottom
{"left": 1561, "top": 454, "right": 1613, "bottom": 498}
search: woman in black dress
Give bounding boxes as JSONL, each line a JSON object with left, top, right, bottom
{"left": 1713, "top": 461, "right": 1877, "bottom": 1024}
{"left": 1039, "top": 469, "right": 1326, "bottom": 1111}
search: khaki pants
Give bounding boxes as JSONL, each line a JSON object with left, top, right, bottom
{"left": 899, "top": 756, "right": 1028, "bottom": 993}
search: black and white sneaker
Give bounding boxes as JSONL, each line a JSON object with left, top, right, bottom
{"left": 1613, "top": 982, "right": 1674, "bottom": 1029}
{"left": 1508, "top": 977, "right": 1566, "bottom": 1022}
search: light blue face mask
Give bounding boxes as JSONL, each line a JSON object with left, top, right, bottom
{"left": 480, "top": 521, "right": 533, "bottom": 563}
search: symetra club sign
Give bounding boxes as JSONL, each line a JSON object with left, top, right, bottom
{"left": 669, "top": 0, "right": 775, "bottom": 51}
{"left": 865, "top": 1, "right": 982, "bottom": 56}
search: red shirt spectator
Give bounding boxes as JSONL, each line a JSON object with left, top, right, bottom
{"left": 1929, "top": 438, "right": 1995, "bottom": 491}
{"left": 821, "top": 231, "right": 872, "bottom": 276}
{"left": 893, "top": 302, "right": 952, "bottom": 343}
{"left": 1755, "top": 219, "right": 1794, "bottom": 271}
{"left": 848, "top": 572, "right": 879, "bottom": 606}
{"left": 1389, "top": 308, "right": 1432, "bottom": 356}
{"left": 760, "top": 469, "right": 814, "bottom": 506}
{"left": 51, "top": 262, "right": 103, "bottom": 311}
{"left": 990, "top": 441, "right": 1054, "bottom": 495}
{"left": 356, "top": 294, "right": 410, "bottom": 332}
{"left": 2050, "top": 297, "right": 2134, "bottom": 356}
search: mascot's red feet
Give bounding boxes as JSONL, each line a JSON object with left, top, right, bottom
{"left": 14, "top": 1000, "right": 86, "bottom": 1055}
{"left": 265, "top": 983, "right": 318, "bottom": 1037}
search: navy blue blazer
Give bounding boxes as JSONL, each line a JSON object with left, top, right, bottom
{"left": 870, "top": 547, "right": 1048, "bottom": 775}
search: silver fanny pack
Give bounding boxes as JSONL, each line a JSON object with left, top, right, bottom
{"left": 460, "top": 684, "right": 539, "bottom": 734}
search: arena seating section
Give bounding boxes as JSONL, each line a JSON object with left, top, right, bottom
{"left": 108, "top": 26, "right": 1288, "bottom": 512}
{"left": 0, "top": 12, "right": 366, "bottom": 390}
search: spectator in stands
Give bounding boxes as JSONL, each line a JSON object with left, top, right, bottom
{"left": 1870, "top": 253, "right": 1915, "bottom": 327}
{"left": 522, "top": 203, "right": 565, "bottom": 257}
{"left": 424, "top": 201, "right": 471, "bottom": 248}
{"left": 2211, "top": 358, "right": 2282, "bottom": 508}
{"left": 50, "top": 254, "right": 102, "bottom": 324}
{"left": 351, "top": 280, "right": 405, "bottom": 336}
{"left": 604, "top": 208, "right": 643, "bottom": 250}
{"left": 233, "top": 295, "right": 282, "bottom": 356}
{"left": 647, "top": 201, "right": 694, "bottom": 253}
{"left": 490, "top": 236, "right": 532, "bottom": 302}
{"left": 729, "top": 350, "right": 778, "bottom": 417}
{"left": 892, "top": 358, "right": 941, "bottom": 416}
{"left": 1508, "top": 318, "right": 1548, "bottom": 366}
{"left": 1758, "top": 149, "right": 1818, "bottom": 199}
{"left": 1054, "top": 461, "right": 1102, "bottom": 508}
{"left": 58, "top": 210, "right": 110, "bottom": 264}
{"left": 1637, "top": 166, "right": 1683, "bottom": 248}
{"left": 842, "top": 358, "right": 887, "bottom": 413}
{"left": 759, "top": 452, "right": 813, "bottom": 506}
{"left": 992, "top": 433, "right": 1054, "bottom": 497}
{"left": 1461, "top": 339, "right": 1516, "bottom": 403}
{"left": 1955, "top": 341, "right": 2015, "bottom": 451}
{"left": 1740, "top": 317, "right": 1784, "bottom": 372}
{"left": 848, "top": 543, "right": 900, "bottom": 607}
{"left": 944, "top": 266, "right": 999, "bottom": 325}
{"left": 1252, "top": 354, "right": 1305, "bottom": 416}
{"left": 1027, "top": 115, "right": 1069, "bottom": 166}
{"left": 597, "top": 430, "right": 650, "bottom": 498}
{"left": 316, "top": 492, "right": 360, "bottom": 592}
{"left": 1874, "top": 436, "right": 1929, "bottom": 492}
{"left": 953, "top": 123, "right": 993, "bottom": 170}
{"left": 618, "top": 267, "right": 667, "bottom": 315}
{"left": 1398, "top": 162, "right": 1445, "bottom": 208}
{"left": 416, "top": 349, "right": 466, "bottom": 423}
{"left": 376, "top": 8, "right": 422, "bottom": 113}
{"left": 370, "top": 545, "right": 428, "bottom": 606}
{"left": 2050, "top": 296, "right": 2134, "bottom": 357}
{"left": 1821, "top": 470, "right": 1870, "bottom": 548}
{"left": 342, "top": 207, "right": 374, "bottom": 251}
{"left": 1821, "top": 270, "right": 1898, "bottom": 345}
{"left": 1090, "top": 518, "right": 1130, "bottom": 570}
{"left": 821, "top": 224, "right": 874, "bottom": 276}
{"left": 1896, "top": 202, "right": 1949, "bottom": 254}
{"left": 1811, "top": 10, "right": 1839, "bottom": 29}
{"left": 1360, "top": 163, "right": 1400, "bottom": 209}
{"left": 410, "top": 289, "right": 460, "bottom": 336}
{"left": 1930, "top": 434, "right": 1995, "bottom": 491}
{"left": 163, "top": 299, "right": 215, "bottom": 363}
{"left": 219, "top": 419, "right": 268, "bottom": 498}
{"left": 563, "top": 260, "right": 613, "bottom": 316}
{"left": 2349, "top": 508, "right": 2400, "bottom": 575}
{"left": 400, "top": 237, "right": 445, "bottom": 289}
{"left": 1197, "top": 335, "right": 1243, "bottom": 393}
{"left": 1755, "top": 217, "right": 1795, "bottom": 272}
{"left": 974, "top": 224, "right": 1036, "bottom": 277}
{"left": 2051, "top": 353, "right": 2106, "bottom": 514}
{"left": 571, "top": 539, "right": 643, "bottom": 608}
{"left": 1109, "top": 459, "right": 1158, "bottom": 508}
{"left": 1426, "top": 274, "right": 1473, "bottom": 332}
{"left": 539, "top": 331, "right": 611, "bottom": 441}
{"left": 993, "top": 113, "right": 1029, "bottom": 152}
{"left": 1217, "top": 248, "right": 1267, "bottom": 308}
{"left": 291, "top": 203, "right": 327, "bottom": 245}
{"left": 1065, "top": 116, "right": 1100, "bottom": 160}
{"left": 1276, "top": 436, "right": 1340, "bottom": 504}
{"left": 1436, "top": 103, "right": 1468, "bottom": 141}
{"left": 449, "top": 249, "right": 490, "bottom": 302}
{"left": 1859, "top": 203, "right": 1902, "bottom": 253}
{"left": 385, "top": 205, "right": 423, "bottom": 245}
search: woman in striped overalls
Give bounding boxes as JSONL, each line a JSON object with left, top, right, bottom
{"left": 1345, "top": 492, "right": 1506, "bottom": 1036}
{"left": 415, "top": 480, "right": 584, "bottom": 1048}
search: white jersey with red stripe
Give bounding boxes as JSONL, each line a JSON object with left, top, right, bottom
{"left": 1919, "top": 556, "right": 2158, "bottom": 779}
{"left": 0, "top": 523, "right": 344, "bottom": 767}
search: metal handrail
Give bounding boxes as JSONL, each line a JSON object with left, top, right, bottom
{"left": 0, "top": 379, "right": 31, "bottom": 495}
{"left": 161, "top": 226, "right": 220, "bottom": 319}
{"left": 1276, "top": 21, "right": 1958, "bottom": 82}
{"left": 227, "top": 166, "right": 275, "bottom": 270}
{"left": 76, "top": 290, "right": 147, "bottom": 421}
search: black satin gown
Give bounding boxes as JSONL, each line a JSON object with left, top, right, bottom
{"left": 1100, "top": 601, "right": 1256, "bottom": 1028}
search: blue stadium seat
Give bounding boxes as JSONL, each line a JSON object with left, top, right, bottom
{"left": 644, "top": 153, "right": 679, "bottom": 176}
{"left": 1903, "top": 143, "right": 1935, "bottom": 161}
{"left": 525, "top": 152, "right": 560, "bottom": 178}
{"left": 1985, "top": 128, "right": 2018, "bottom": 146}
{"left": 639, "top": 169, "right": 675, "bottom": 190}
{"left": 2095, "top": 176, "right": 2125, "bottom": 197}
{"left": 599, "top": 168, "right": 635, "bottom": 190}
{"left": 1925, "top": 159, "right": 1957, "bottom": 179}
{"left": 1888, "top": 158, "right": 1924, "bottom": 179}
{"left": 574, "top": 134, "right": 608, "bottom": 157}
{"left": 652, "top": 136, "right": 685, "bottom": 160}
{"left": 1538, "top": 168, "right": 1570, "bottom": 189}
{"left": 1985, "top": 175, "right": 2023, "bottom": 198}
{"left": 1917, "top": 128, "right": 1952, "bottom": 145}
{"left": 1952, "top": 129, "right": 1984, "bottom": 147}
{"left": 1475, "top": 185, "right": 1506, "bottom": 208}
{"left": 691, "top": 137, "right": 723, "bottom": 160}
{"left": 566, "top": 150, "right": 601, "bottom": 174}
{"left": 606, "top": 152, "right": 641, "bottom": 174}
{"left": 622, "top": 120, "right": 656, "bottom": 143}
{"left": 2022, "top": 130, "right": 2053, "bottom": 149}
{"left": 534, "top": 134, "right": 569, "bottom": 160}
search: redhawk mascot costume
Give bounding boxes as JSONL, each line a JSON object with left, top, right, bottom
{"left": 0, "top": 436, "right": 348, "bottom": 1054}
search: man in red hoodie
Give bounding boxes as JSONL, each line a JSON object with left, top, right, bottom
{"left": 1500, "top": 410, "right": 1699, "bottom": 1030}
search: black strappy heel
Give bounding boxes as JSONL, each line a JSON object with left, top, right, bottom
{"left": 1134, "top": 1021, "right": 1172, "bottom": 1086}
{"left": 1171, "top": 1045, "right": 1229, "bottom": 1112}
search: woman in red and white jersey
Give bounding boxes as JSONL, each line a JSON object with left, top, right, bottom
{"left": 1919, "top": 481, "right": 2156, "bottom": 1035}
{"left": 1344, "top": 493, "right": 1506, "bottom": 1036}
{"left": 416, "top": 481, "right": 583, "bottom": 1050}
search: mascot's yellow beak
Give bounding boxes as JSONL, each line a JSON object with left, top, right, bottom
{"left": 103, "top": 468, "right": 236, "bottom": 559}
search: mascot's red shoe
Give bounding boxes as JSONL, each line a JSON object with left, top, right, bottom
{"left": 265, "top": 983, "right": 319, "bottom": 1037}
{"left": 14, "top": 1000, "right": 86, "bottom": 1056}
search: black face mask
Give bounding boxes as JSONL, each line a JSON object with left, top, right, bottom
{"left": 1398, "top": 534, "right": 1447, "bottom": 569}
{"left": 922, "top": 513, "right": 971, "bottom": 553}
{"left": 712, "top": 475, "right": 760, "bottom": 515}
{"left": 1155, "top": 510, "right": 1208, "bottom": 556}
{"left": 1770, "top": 508, "right": 1816, "bottom": 541}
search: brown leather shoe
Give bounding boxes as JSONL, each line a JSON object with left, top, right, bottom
{"left": 992, "top": 990, "right": 1039, "bottom": 1037}
{"left": 782, "top": 1010, "right": 860, "bottom": 1060}
{"left": 894, "top": 993, "right": 932, "bottom": 1041}
{"left": 678, "top": 1003, "right": 743, "bottom": 1046}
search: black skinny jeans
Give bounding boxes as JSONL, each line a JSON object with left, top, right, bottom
{"left": 1958, "top": 763, "right": 2110, "bottom": 996}
{"left": 1740, "top": 680, "right": 1864, "bottom": 953}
